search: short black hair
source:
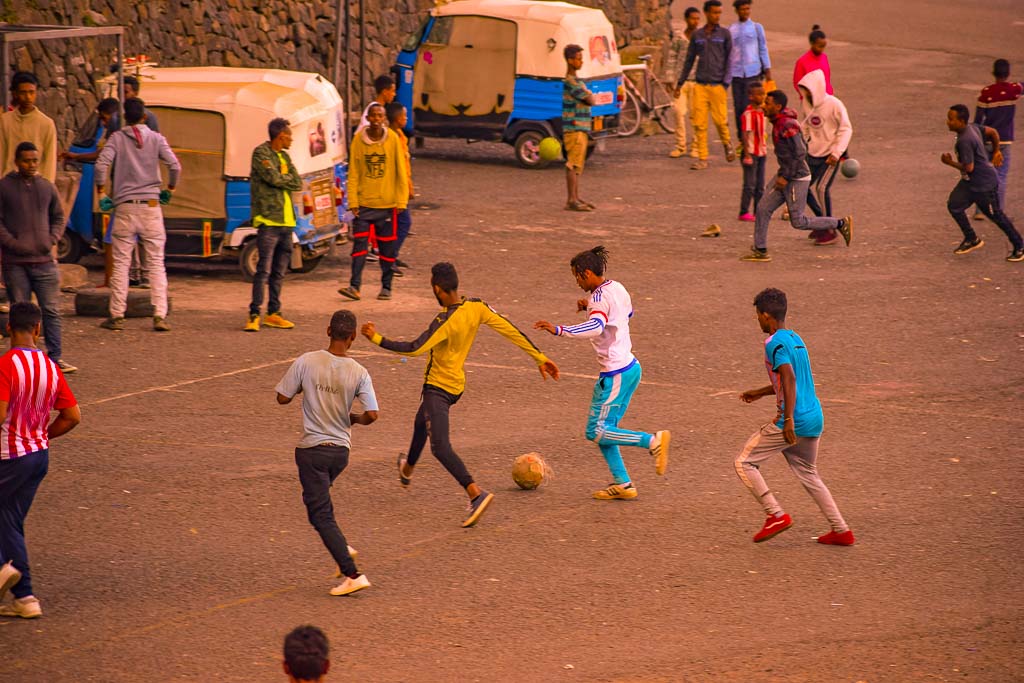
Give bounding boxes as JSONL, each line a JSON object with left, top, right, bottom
{"left": 950, "top": 104, "right": 970, "bottom": 123}
{"left": 373, "top": 74, "right": 394, "bottom": 94}
{"left": 733, "top": 0, "right": 751, "bottom": 7}
{"left": 97, "top": 97, "right": 119, "bottom": 115}
{"left": 684, "top": 6, "right": 700, "bottom": 17}
{"left": 809, "top": 25, "right": 826, "bottom": 43}
{"left": 367, "top": 102, "right": 385, "bottom": 116}
{"left": 124, "top": 98, "right": 146, "bottom": 125}
{"left": 385, "top": 101, "right": 406, "bottom": 124}
{"left": 268, "top": 117, "right": 290, "bottom": 141}
{"left": 283, "top": 625, "right": 329, "bottom": 681}
{"left": 703, "top": 0, "right": 722, "bottom": 11}
{"left": 11, "top": 71, "right": 39, "bottom": 91}
{"left": 766, "top": 89, "right": 787, "bottom": 108}
{"left": 14, "top": 141, "right": 38, "bottom": 159}
{"left": 570, "top": 245, "right": 610, "bottom": 277}
{"left": 329, "top": 310, "right": 357, "bottom": 340}
{"left": 564, "top": 44, "right": 583, "bottom": 61}
{"left": 431, "top": 262, "right": 459, "bottom": 293}
{"left": 754, "top": 288, "right": 787, "bottom": 321}
{"left": 124, "top": 75, "right": 140, "bottom": 92}
{"left": 994, "top": 59, "right": 1010, "bottom": 79}
{"left": 8, "top": 302, "right": 41, "bottom": 333}
{"left": 748, "top": 81, "right": 765, "bottom": 94}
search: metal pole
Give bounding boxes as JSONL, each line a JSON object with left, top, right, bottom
{"left": 358, "top": 0, "right": 366, "bottom": 111}
{"left": 332, "top": 0, "right": 343, "bottom": 87}
{"left": 343, "top": 0, "right": 352, "bottom": 144}
{"left": 116, "top": 33, "right": 125, "bottom": 121}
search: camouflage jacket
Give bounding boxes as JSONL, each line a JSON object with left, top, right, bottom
{"left": 249, "top": 142, "right": 302, "bottom": 224}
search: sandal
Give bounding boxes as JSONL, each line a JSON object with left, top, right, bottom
{"left": 397, "top": 453, "right": 411, "bottom": 487}
{"left": 565, "top": 202, "right": 593, "bottom": 212}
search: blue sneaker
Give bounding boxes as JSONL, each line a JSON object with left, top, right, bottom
{"left": 462, "top": 491, "right": 494, "bottom": 528}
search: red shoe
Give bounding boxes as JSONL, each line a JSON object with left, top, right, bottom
{"left": 753, "top": 513, "right": 792, "bottom": 543}
{"left": 816, "top": 529, "right": 855, "bottom": 546}
{"left": 814, "top": 230, "right": 838, "bottom": 245}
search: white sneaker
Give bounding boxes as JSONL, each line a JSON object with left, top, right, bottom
{"left": 0, "top": 595, "right": 42, "bottom": 618}
{"left": 0, "top": 562, "right": 22, "bottom": 600}
{"left": 650, "top": 430, "right": 671, "bottom": 476}
{"left": 330, "top": 574, "right": 371, "bottom": 596}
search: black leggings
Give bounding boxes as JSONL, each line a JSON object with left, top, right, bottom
{"left": 406, "top": 385, "right": 474, "bottom": 489}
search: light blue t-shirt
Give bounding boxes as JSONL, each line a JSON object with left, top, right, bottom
{"left": 763, "top": 329, "right": 823, "bottom": 437}
{"left": 276, "top": 350, "right": 379, "bottom": 449}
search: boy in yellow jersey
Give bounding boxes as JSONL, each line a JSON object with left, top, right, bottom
{"left": 360, "top": 262, "right": 560, "bottom": 527}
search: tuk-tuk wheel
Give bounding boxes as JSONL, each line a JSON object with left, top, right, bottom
{"left": 514, "top": 130, "right": 552, "bottom": 170}
{"left": 240, "top": 239, "right": 260, "bottom": 281}
{"left": 57, "top": 233, "right": 86, "bottom": 264}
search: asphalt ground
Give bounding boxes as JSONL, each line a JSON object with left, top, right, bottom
{"left": 1, "top": 3, "right": 1022, "bottom": 681}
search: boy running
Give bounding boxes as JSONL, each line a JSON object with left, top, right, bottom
{"left": 276, "top": 310, "right": 378, "bottom": 597}
{"left": 738, "top": 82, "right": 768, "bottom": 222}
{"left": 360, "top": 263, "right": 559, "bottom": 527}
{"left": 735, "top": 288, "right": 854, "bottom": 545}
{"left": 534, "top": 246, "right": 670, "bottom": 500}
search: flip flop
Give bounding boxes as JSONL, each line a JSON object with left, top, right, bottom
{"left": 397, "top": 453, "right": 411, "bottom": 487}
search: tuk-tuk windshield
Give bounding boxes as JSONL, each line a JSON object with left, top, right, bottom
{"left": 402, "top": 16, "right": 431, "bottom": 51}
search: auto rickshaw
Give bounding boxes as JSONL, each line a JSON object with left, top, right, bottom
{"left": 62, "top": 67, "right": 349, "bottom": 278}
{"left": 393, "top": 0, "right": 623, "bottom": 168}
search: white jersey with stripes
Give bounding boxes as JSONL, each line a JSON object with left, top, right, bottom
{"left": 556, "top": 279, "right": 636, "bottom": 375}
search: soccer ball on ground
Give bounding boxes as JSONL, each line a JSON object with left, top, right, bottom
{"left": 512, "top": 452, "right": 552, "bottom": 490}
{"left": 840, "top": 158, "right": 860, "bottom": 178}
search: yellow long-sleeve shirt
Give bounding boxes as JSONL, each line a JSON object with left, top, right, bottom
{"left": 347, "top": 127, "right": 408, "bottom": 210}
{"left": 370, "top": 298, "right": 549, "bottom": 396}
{"left": 0, "top": 108, "right": 58, "bottom": 182}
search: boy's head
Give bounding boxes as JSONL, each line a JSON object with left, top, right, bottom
{"left": 366, "top": 103, "right": 386, "bottom": 132}
{"left": 97, "top": 97, "right": 119, "bottom": 124}
{"left": 431, "top": 262, "right": 459, "bottom": 303}
{"left": 14, "top": 142, "right": 40, "bottom": 177}
{"left": 733, "top": 0, "right": 752, "bottom": 21}
{"left": 374, "top": 75, "right": 396, "bottom": 104}
{"left": 385, "top": 101, "right": 407, "bottom": 129}
{"left": 753, "top": 288, "right": 786, "bottom": 332}
{"left": 124, "top": 98, "right": 146, "bottom": 125}
{"left": 808, "top": 25, "right": 827, "bottom": 54}
{"left": 328, "top": 310, "right": 357, "bottom": 342}
{"left": 124, "top": 75, "right": 141, "bottom": 99}
{"left": 563, "top": 44, "right": 584, "bottom": 70}
{"left": 764, "top": 89, "right": 786, "bottom": 116}
{"left": 993, "top": 59, "right": 1010, "bottom": 81}
{"left": 947, "top": 104, "right": 970, "bottom": 132}
{"left": 7, "top": 301, "right": 42, "bottom": 337}
{"left": 684, "top": 6, "right": 701, "bottom": 29}
{"left": 283, "top": 625, "right": 329, "bottom": 682}
{"left": 703, "top": 0, "right": 722, "bottom": 24}
{"left": 10, "top": 71, "right": 39, "bottom": 111}
{"left": 569, "top": 245, "right": 609, "bottom": 291}
{"left": 748, "top": 81, "right": 766, "bottom": 106}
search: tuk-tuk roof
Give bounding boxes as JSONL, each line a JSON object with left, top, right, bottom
{"left": 106, "top": 67, "right": 345, "bottom": 177}
{"left": 433, "top": 0, "right": 621, "bottom": 79}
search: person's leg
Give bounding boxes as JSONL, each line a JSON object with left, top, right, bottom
{"left": 819, "top": 158, "right": 841, "bottom": 217}
{"left": 0, "top": 450, "right": 49, "bottom": 599}
{"left": 947, "top": 181, "right": 980, "bottom": 243}
{"left": 710, "top": 84, "right": 732, "bottom": 149}
{"left": 422, "top": 387, "right": 476, "bottom": 494}
{"left": 136, "top": 206, "right": 169, "bottom": 318}
{"left": 671, "top": 86, "right": 688, "bottom": 152}
{"left": 294, "top": 446, "right": 359, "bottom": 578}
{"left": 368, "top": 209, "right": 397, "bottom": 293}
{"left": 585, "top": 378, "right": 630, "bottom": 485}
{"left": 997, "top": 144, "right": 1010, "bottom": 211}
{"left": 249, "top": 227, "right": 274, "bottom": 316}
{"left": 348, "top": 215, "right": 370, "bottom": 290}
{"left": 395, "top": 208, "right": 412, "bottom": 256}
{"left": 682, "top": 82, "right": 698, "bottom": 156}
{"left": 27, "top": 263, "right": 63, "bottom": 362}
{"left": 734, "top": 424, "right": 788, "bottom": 516}
{"left": 785, "top": 179, "right": 839, "bottom": 232}
{"left": 753, "top": 185, "right": 786, "bottom": 250}
{"left": 741, "top": 160, "right": 756, "bottom": 215}
{"left": 975, "top": 188, "right": 1024, "bottom": 250}
{"left": 731, "top": 77, "right": 750, "bottom": 141}
{"left": 108, "top": 205, "right": 139, "bottom": 319}
{"left": 690, "top": 84, "right": 710, "bottom": 160}
{"left": 805, "top": 156, "right": 828, "bottom": 217}
{"left": 782, "top": 438, "right": 849, "bottom": 532}
{"left": 753, "top": 155, "right": 766, "bottom": 209}
{"left": 267, "top": 228, "right": 293, "bottom": 314}
{"left": 404, "top": 392, "right": 430, "bottom": 469}
{"left": 2, "top": 264, "right": 32, "bottom": 306}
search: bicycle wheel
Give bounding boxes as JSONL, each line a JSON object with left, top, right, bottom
{"left": 617, "top": 90, "right": 642, "bottom": 137}
{"left": 651, "top": 82, "right": 678, "bottom": 134}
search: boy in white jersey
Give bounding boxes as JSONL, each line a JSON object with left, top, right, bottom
{"left": 535, "top": 246, "right": 671, "bottom": 499}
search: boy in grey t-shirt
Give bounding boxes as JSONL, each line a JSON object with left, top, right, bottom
{"left": 276, "top": 310, "right": 379, "bottom": 596}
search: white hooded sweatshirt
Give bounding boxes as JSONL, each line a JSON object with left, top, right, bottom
{"left": 798, "top": 68, "right": 853, "bottom": 159}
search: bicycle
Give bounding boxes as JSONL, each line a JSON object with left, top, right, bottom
{"left": 617, "top": 55, "right": 678, "bottom": 137}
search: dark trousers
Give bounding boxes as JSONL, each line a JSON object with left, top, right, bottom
{"left": 806, "top": 154, "right": 842, "bottom": 217}
{"left": 406, "top": 385, "right": 474, "bottom": 489}
{"left": 294, "top": 445, "right": 358, "bottom": 578}
{"left": 3, "top": 262, "right": 62, "bottom": 362}
{"left": 395, "top": 208, "right": 412, "bottom": 256}
{"left": 731, "top": 75, "right": 762, "bottom": 139}
{"left": 349, "top": 208, "right": 397, "bottom": 292}
{"left": 948, "top": 180, "right": 1023, "bottom": 249}
{"left": 249, "top": 226, "right": 292, "bottom": 315}
{"left": 740, "top": 155, "right": 766, "bottom": 215}
{"left": 0, "top": 449, "right": 49, "bottom": 599}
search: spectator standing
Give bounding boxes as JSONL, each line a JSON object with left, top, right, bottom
{"left": 245, "top": 118, "right": 303, "bottom": 332}
{"left": 358, "top": 75, "right": 397, "bottom": 129}
{"left": 0, "top": 302, "right": 81, "bottom": 620}
{"left": 95, "top": 98, "right": 180, "bottom": 332}
{"left": 665, "top": 6, "right": 701, "bottom": 158}
{"left": 0, "top": 143, "right": 75, "bottom": 373}
{"left": 0, "top": 72, "right": 58, "bottom": 183}
{"left": 283, "top": 625, "right": 331, "bottom": 682}
{"left": 728, "top": 0, "right": 772, "bottom": 143}
{"left": 975, "top": 59, "right": 1021, "bottom": 212}
{"left": 675, "top": 0, "right": 735, "bottom": 170}
{"left": 386, "top": 102, "right": 414, "bottom": 273}
{"left": 793, "top": 26, "right": 833, "bottom": 99}
{"left": 562, "top": 44, "right": 596, "bottom": 211}
{"left": 738, "top": 82, "right": 768, "bottom": 222}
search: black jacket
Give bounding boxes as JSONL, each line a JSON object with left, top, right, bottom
{"left": 0, "top": 172, "right": 64, "bottom": 265}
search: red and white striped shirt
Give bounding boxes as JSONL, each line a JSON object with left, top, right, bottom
{"left": 0, "top": 348, "right": 77, "bottom": 460}
{"left": 741, "top": 105, "right": 768, "bottom": 157}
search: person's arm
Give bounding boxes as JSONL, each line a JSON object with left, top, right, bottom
{"left": 347, "top": 138, "right": 362, "bottom": 213}
{"left": 739, "top": 384, "right": 775, "bottom": 402}
{"left": 157, "top": 134, "right": 181, "bottom": 189}
{"left": 251, "top": 146, "right": 295, "bottom": 190}
{"left": 572, "top": 80, "right": 595, "bottom": 107}
{"left": 777, "top": 363, "right": 797, "bottom": 444}
{"left": 360, "top": 314, "right": 451, "bottom": 357}
{"left": 758, "top": 24, "right": 772, "bottom": 80}
{"left": 0, "top": 189, "right": 28, "bottom": 254}
{"left": 48, "top": 404, "right": 81, "bottom": 439}
{"left": 282, "top": 153, "right": 303, "bottom": 192}
{"left": 721, "top": 29, "right": 732, "bottom": 86}
{"left": 42, "top": 120, "right": 58, "bottom": 182}
{"left": 829, "top": 101, "right": 853, "bottom": 164}
{"left": 974, "top": 98, "right": 986, "bottom": 126}
{"left": 48, "top": 185, "right": 66, "bottom": 248}
{"left": 95, "top": 137, "right": 117, "bottom": 191}
{"left": 742, "top": 113, "right": 754, "bottom": 158}
{"left": 676, "top": 38, "right": 697, "bottom": 88}
{"left": 275, "top": 359, "right": 304, "bottom": 405}
{"left": 981, "top": 126, "right": 1004, "bottom": 166}
{"left": 942, "top": 136, "right": 972, "bottom": 173}
{"left": 350, "top": 371, "right": 380, "bottom": 425}
{"left": 393, "top": 137, "right": 410, "bottom": 209}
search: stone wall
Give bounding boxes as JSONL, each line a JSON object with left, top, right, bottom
{"left": 5, "top": 0, "right": 667, "bottom": 141}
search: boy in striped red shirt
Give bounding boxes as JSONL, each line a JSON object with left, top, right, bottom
{"left": 0, "top": 302, "right": 81, "bottom": 619}
{"left": 739, "top": 82, "right": 768, "bottom": 222}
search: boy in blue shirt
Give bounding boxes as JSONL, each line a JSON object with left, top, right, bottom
{"left": 735, "top": 288, "right": 854, "bottom": 545}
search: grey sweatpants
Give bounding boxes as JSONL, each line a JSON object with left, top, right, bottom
{"left": 734, "top": 422, "right": 849, "bottom": 532}
{"left": 754, "top": 177, "right": 840, "bottom": 250}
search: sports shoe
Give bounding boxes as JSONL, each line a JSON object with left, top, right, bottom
{"left": 690, "top": 159, "right": 709, "bottom": 170}
{"left": 0, "top": 562, "right": 22, "bottom": 601}
{"left": 347, "top": 545, "right": 359, "bottom": 559}
{"left": 1007, "top": 248, "right": 1024, "bottom": 262}
{"left": 701, "top": 224, "right": 721, "bottom": 238}
{"left": 738, "top": 213, "right": 755, "bottom": 222}
{"left": 837, "top": 215, "right": 853, "bottom": 246}
{"left": 0, "top": 595, "right": 42, "bottom": 618}
{"left": 650, "top": 430, "right": 670, "bottom": 475}
{"left": 973, "top": 210, "right": 985, "bottom": 221}
{"left": 740, "top": 248, "right": 772, "bottom": 262}
{"left": 377, "top": 289, "right": 392, "bottom": 301}
{"left": 395, "top": 258, "right": 411, "bottom": 269}
{"left": 57, "top": 359, "right": 77, "bottom": 374}
{"left": 263, "top": 312, "right": 295, "bottom": 329}
{"left": 689, "top": 148, "right": 700, "bottom": 158}
{"left": 724, "top": 145, "right": 737, "bottom": 163}
{"left": 954, "top": 238, "right": 984, "bottom": 255}
{"left": 243, "top": 314, "right": 260, "bottom": 332}
{"left": 592, "top": 483, "right": 638, "bottom": 500}
{"left": 816, "top": 529, "right": 855, "bottom": 546}
{"left": 669, "top": 147, "right": 686, "bottom": 158}
{"left": 366, "top": 251, "right": 380, "bottom": 263}
{"left": 753, "top": 512, "right": 793, "bottom": 543}
{"left": 100, "top": 317, "right": 125, "bottom": 331}
{"left": 392, "top": 268, "right": 404, "bottom": 278}
{"left": 153, "top": 316, "right": 171, "bottom": 332}
{"left": 337, "top": 286, "right": 361, "bottom": 300}
{"left": 330, "top": 574, "right": 371, "bottom": 596}
{"left": 462, "top": 491, "right": 494, "bottom": 528}
{"left": 814, "top": 230, "right": 838, "bottom": 246}
{"left": 397, "top": 453, "right": 412, "bottom": 487}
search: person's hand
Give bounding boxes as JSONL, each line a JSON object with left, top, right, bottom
{"left": 99, "top": 195, "right": 114, "bottom": 212}
{"left": 576, "top": 298, "right": 588, "bottom": 313}
{"left": 742, "top": 153, "right": 753, "bottom": 166}
{"left": 993, "top": 149, "right": 1004, "bottom": 167}
{"left": 826, "top": 154, "right": 840, "bottom": 166}
{"left": 60, "top": 151, "right": 77, "bottom": 161}
{"left": 534, "top": 320, "right": 558, "bottom": 335}
{"left": 674, "top": 85, "right": 682, "bottom": 98}
{"left": 539, "top": 360, "right": 560, "bottom": 381}
{"left": 351, "top": 206, "right": 360, "bottom": 217}
{"left": 159, "top": 189, "right": 172, "bottom": 205}
{"left": 360, "top": 322, "right": 376, "bottom": 339}
{"left": 739, "top": 389, "right": 762, "bottom": 403}
{"left": 941, "top": 152, "right": 954, "bottom": 166}
{"left": 783, "top": 419, "right": 797, "bottom": 444}
{"left": 774, "top": 176, "right": 788, "bottom": 191}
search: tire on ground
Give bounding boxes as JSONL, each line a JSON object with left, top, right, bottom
{"left": 74, "top": 288, "right": 172, "bottom": 318}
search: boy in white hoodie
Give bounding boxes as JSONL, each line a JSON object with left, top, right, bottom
{"left": 797, "top": 69, "right": 852, "bottom": 245}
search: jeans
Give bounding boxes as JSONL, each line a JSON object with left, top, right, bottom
{"left": 3, "top": 262, "right": 62, "bottom": 361}
{"left": 0, "top": 449, "right": 49, "bottom": 599}
{"left": 948, "top": 180, "right": 1022, "bottom": 250}
{"left": 249, "top": 226, "right": 292, "bottom": 316}
{"left": 294, "top": 445, "right": 359, "bottom": 578}
{"left": 996, "top": 144, "right": 1011, "bottom": 211}
{"left": 740, "top": 155, "right": 766, "bottom": 216}
{"left": 109, "top": 203, "right": 168, "bottom": 318}
{"left": 754, "top": 178, "right": 839, "bottom": 250}
{"left": 585, "top": 361, "right": 653, "bottom": 485}
{"left": 405, "top": 384, "right": 474, "bottom": 489}
{"left": 731, "top": 75, "right": 762, "bottom": 140}
{"left": 349, "top": 208, "right": 397, "bottom": 292}
{"left": 396, "top": 208, "right": 412, "bottom": 256}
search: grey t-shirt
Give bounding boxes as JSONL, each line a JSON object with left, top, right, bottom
{"left": 956, "top": 124, "right": 999, "bottom": 193}
{"left": 276, "top": 350, "right": 379, "bottom": 449}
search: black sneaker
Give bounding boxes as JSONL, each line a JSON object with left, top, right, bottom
{"left": 395, "top": 258, "right": 410, "bottom": 269}
{"left": 366, "top": 251, "right": 379, "bottom": 263}
{"left": 954, "top": 238, "right": 984, "bottom": 255}
{"left": 1008, "top": 247, "right": 1024, "bottom": 262}
{"left": 462, "top": 491, "right": 494, "bottom": 528}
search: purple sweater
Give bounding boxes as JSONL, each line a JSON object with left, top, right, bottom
{"left": 0, "top": 172, "right": 65, "bottom": 265}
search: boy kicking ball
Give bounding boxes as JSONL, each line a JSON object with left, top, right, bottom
{"left": 735, "top": 288, "right": 854, "bottom": 545}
